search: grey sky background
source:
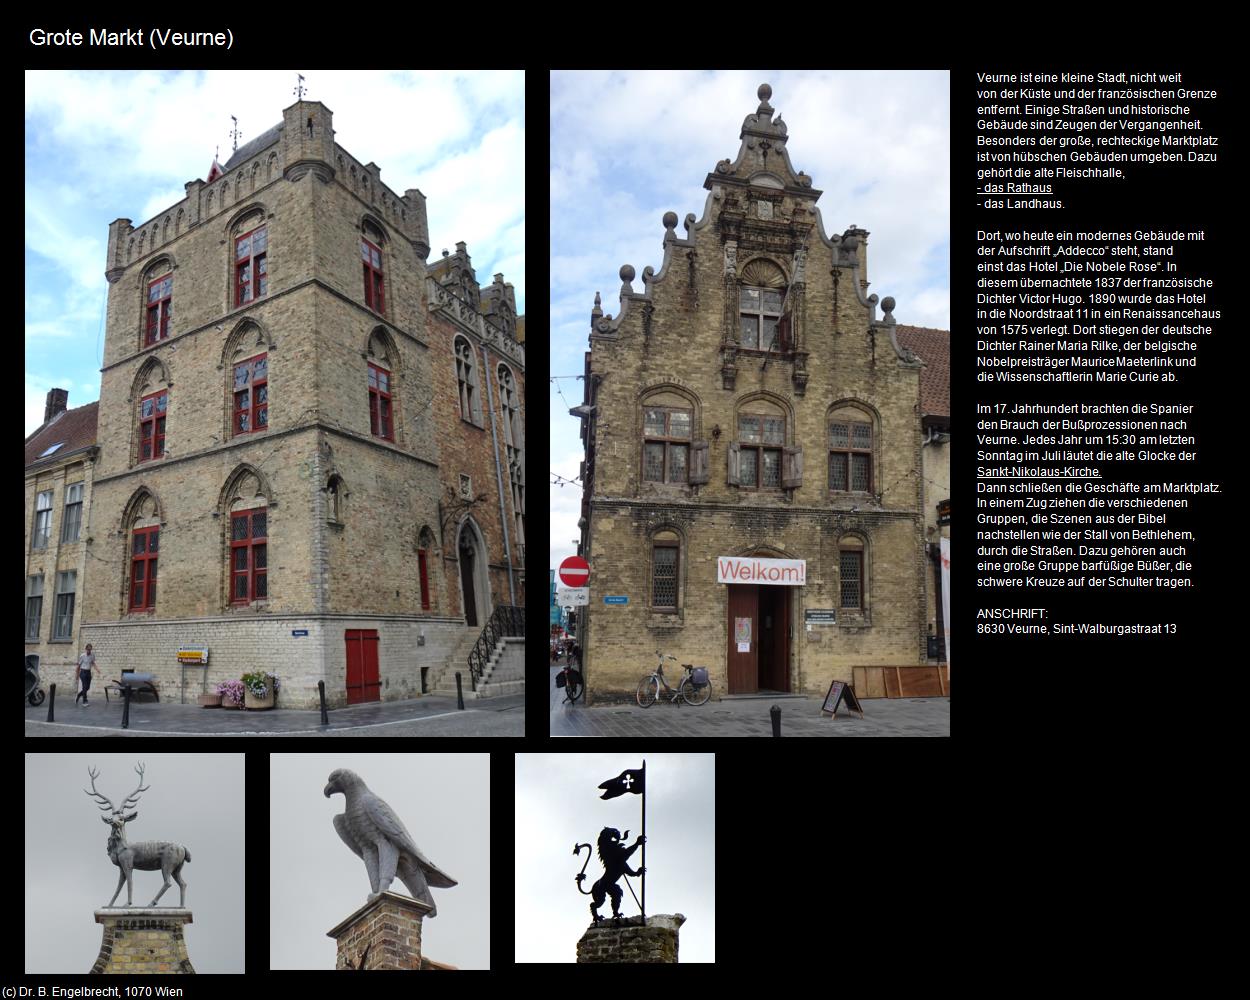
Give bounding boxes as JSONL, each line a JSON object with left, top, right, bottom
{"left": 515, "top": 753, "right": 715, "bottom": 963}
{"left": 24, "top": 752, "right": 245, "bottom": 974}
{"left": 269, "top": 753, "right": 489, "bottom": 970}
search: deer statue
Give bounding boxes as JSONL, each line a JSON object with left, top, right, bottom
{"left": 84, "top": 763, "right": 191, "bottom": 908}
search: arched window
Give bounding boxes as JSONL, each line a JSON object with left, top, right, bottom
{"left": 131, "top": 358, "right": 171, "bottom": 465}
{"left": 838, "top": 536, "right": 866, "bottom": 611}
{"left": 737, "top": 258, "right": 789, "bottom": 352}
{"left": 232, "top": 354, "right": 268, "bottom": 435}
{"left": 143, "top": 260, "right": 174, "bottom": 346}
{"left": 361, "top": 221, "right": 386, "bottom": 314}
{"left": 366, "top": 328, "right": 400, "bottom": 442}
{"left": 234, "top": 222, "right": 268, "bottom": 305}
{"left": 730, "top": 399, "right": 786, "bottom": 490}
{"left": 639, "top": 386, "right": 705, "bottom": 487}
{"left": 123, "top": 490, "right": 161, "bottom": 613}
{"left": 417, "top": 525, "right": 435, "bottom": 611}
{"left": 828, "top": 403, "right": 877, "bottom": 493}
{"left": 326, "top": 475, "right": 345, "bottom": 524}
{"left": 499, "top": 365, "right": 524, "bottom": 547}
{"left": 455, "top": 336, "right": 483, "bottom": 425}
{"left": 650, "top": 529, "right": 682, "bottom": 612}
{"left": 222, "top": 467, "right": 272, "bottom": 607}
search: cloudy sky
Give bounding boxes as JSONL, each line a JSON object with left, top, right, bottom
{"left": 270, "top": 753, "right": 490, "bottom": 970}
{"left": 549, "top": 68, "right": 950, "bottom": 573}
{"left": 515, "top": 752, "right": 715, "bottom": 963}
{"left": 25, "top": 752, "right": 245, "bottom": 974}
{"left": 24, "top": 69, "right": 524, "bottom": 435}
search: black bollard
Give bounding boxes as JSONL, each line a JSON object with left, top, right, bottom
{"left": 770, "top": 704, "right": 781, "bottom": 737}
{"left": 455, "top": 672, "right": 464, "bottom": 710}
{"left": 122, "top": 686, "right": 132, "bottom": 730}
{"left": 47, "top": 683, "right": 56, "bottom": 722}
{"left": 318, "top": 680, "right": 329, "bottom": 726}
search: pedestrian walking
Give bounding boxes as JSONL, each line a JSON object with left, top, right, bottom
{"left": 75, "top": 643, "right": 99, "bottom": 706}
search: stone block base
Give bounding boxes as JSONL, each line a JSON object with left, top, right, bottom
{"left": 327, "top": 891, "right": 433, "bottom": 970}
{"left": 576, "top": 913, "right": 686, "bottom": 963}
{"left": 91, "top": 908, "right": 195, "bottom": 974}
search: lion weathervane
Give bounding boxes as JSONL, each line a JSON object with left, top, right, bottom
{"left": 84, "top": 763, "right": 191, "bottom": 908}
{"left": 573, "top": 761, "right": 647, "bottom": 925}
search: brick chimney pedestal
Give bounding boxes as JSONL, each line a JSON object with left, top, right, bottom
{"left": 576, "top": 913, "right": 686, "bottom": 963}
{"left": 327, "top": 891, "right": 432, "bottom": 970}
{"left": 90, "top": 908, "right": 195, "bottom": 974}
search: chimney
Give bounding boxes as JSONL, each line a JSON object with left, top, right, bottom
{"left": 328, "top": 891, "right": 440, "bottom": 970}
{"left": 45, "top": 388, "right": 69, "bottom": 424}
{"left": 576, "top": 913, "right": 686, "bottom": 963}
{"left": 91, "top": 907, "right": 195, "bottom": 973}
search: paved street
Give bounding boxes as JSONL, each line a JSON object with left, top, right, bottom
{"left": 25, "top": 690, "right": 524, "bottom": 738}
{"left": 550, "top": 665, "right": 948, "bottom": 737}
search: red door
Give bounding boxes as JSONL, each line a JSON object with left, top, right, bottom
{"left": 345, "top": 629, "right": 381, "bottom": 704}
{"left": 726, "top": 585, "right": 758, "bottom": 694}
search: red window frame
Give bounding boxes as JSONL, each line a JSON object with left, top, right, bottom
{"left": 230, "top": 509, "right": 268, "bottom": 605}
{"left": 146, "top": 273, "right": 173, "bottom": 345}
{"left": 235, "top": 225, "right": 268, "bottom": 306}
{"left": 418, "top": 550, "right": 431, "bottom": 610}
{"left": 233, "top": 353, "right": 268, "bottom": 435}
{"left": 362, "top": 238, "right": 385, "bottom": 314}
{"left": 138, "top": 390, "right": 168, "bottom": 461}
{"left": 130, "top": 526, "right": 159, "bottom": 611}
{"left": 368, "top": 362, "right": 394, "bottom": 440}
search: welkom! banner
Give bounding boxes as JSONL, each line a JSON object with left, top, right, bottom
{"left": 716, "top": 556, "right": 807, "bottom": 586}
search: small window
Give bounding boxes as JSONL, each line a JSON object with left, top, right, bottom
{"left": 61, "top": 482, "right": 84, "bottom": 543}
{"left": 829, "top": 418, "right": 873, "bottom": 492}
{"left": 25, "top": 575, "right": 44, "bottom": 641}
{"left": 235, "top": 225, "right": 268, "bottom": 306}
{"left": 146, "top": 273, "right": 173, "bottom": 345}
{"left": 839, "top": 549, "right": 863, "bottom": 609}
{"left": 643, "top": 407, "right": 692, "bottom": 484}
{"left": 32, "top": 490, "right": 53, "bottom": 550}
{"left": 233, "top": 354, "right": 269, "bottom": 435}
{"left": 130, "top": 525, "right": 159, "bottom": 611}
{"left": 652, "top": 537, "right": 679, "bottom": 610}
{"left": 738, "top": 413, "right": 785, "bottom": 489}
{"left": 418, "top": 550, "right": 431, "bottom": 610}
{"left": 230, "top": 508, "right": 268, "bottom": 604}
{"left": 53, "top": 570, "right": 76, "bottom": 640}
{"left": 368, "top": 362, "right": 394, "bottom": 440}
{"left": 455, "top": 337, "right": 482, "bottom": 424}
{"left": 362, "top": 238, "right": 385, "bottom": 314}
{"left": 138, "top": 390, "right": 168, "bottom": 461}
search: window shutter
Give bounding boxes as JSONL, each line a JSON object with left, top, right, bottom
{"left": 726, "top": 441, "right": 740, "bottom": 486}
{"left": 783, "top": 445, "right": 804, "bottom": 488}
{"left": 777, "top": 314, "right": 791, "bottom": 351}
{"left": 690, "top": 440, "right": 709, "bottom": 484}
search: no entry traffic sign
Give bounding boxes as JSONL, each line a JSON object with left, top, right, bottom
{"left": 559, "top": 555, "right": 590, "bottom": 587}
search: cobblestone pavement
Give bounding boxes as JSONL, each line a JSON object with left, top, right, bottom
{"left": 549, "top": 665, "right": 948, "bottom": 737}
{"left": 24, "top": 690, "right": 524, "bottom": 738}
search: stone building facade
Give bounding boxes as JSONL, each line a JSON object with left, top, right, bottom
{"left": 24, "top": 389, "right": 99, "bottom": 685}
{"left": 575, "top": 84, "right": 932, "bottom": 702}
{"left": 80, "top": 99, "right": 524, "bottom": 708}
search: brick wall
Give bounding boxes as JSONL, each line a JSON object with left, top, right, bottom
{"left": 91, "top": 910, "right": 194, "bottom": 974}
{"left": 328, "top": 892, "right": 429, "bottom": 970}
{"left": 576, "top": 913, "right": 685, "bottom": 964}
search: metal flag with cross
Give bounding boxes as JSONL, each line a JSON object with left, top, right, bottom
{"left": 598, "top": 762, "right": 646, "bottom": 920}
{"left": 574, "top": 761, "right": 648, "bottom": 924}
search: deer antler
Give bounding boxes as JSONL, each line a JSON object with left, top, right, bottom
{"left": 84, "top": 766, "right": 116, "bottom": 813}
{"left": 118, "top": 761, "right": 150, "bottom": 811}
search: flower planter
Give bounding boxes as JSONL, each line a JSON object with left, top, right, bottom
{"left": 221, "top": 697, "right": 243, "bottom": 710}
{"left": 198, "top": 693, "right": 222, "bottom": 708}
{"left": 244, "top": 689, "right": 275, "bottom": 710}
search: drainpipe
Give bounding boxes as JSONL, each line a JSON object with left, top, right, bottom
{"left": 480, "top": 341, "right": 516, "bottom": 606}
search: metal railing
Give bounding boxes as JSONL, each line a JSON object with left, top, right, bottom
{"left": 467, "top": 604, "right": 525, "bottom": 690}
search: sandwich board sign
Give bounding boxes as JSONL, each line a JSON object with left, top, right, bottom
{"left": 820, "top": 680, "right": 864, "bottom": 719}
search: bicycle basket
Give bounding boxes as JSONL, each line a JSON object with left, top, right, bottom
{"left": 691, "top": 667, "right": 709, "bottom": 687}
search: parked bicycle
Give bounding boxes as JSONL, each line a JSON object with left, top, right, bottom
{"left": 555, "top": 658, "right": 583, "bottom": 704}
{"left": 636, "top": 651, "right": 712, "bottom": 707}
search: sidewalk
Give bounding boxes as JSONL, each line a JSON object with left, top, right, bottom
{"left": 25, "top": 690, "right": 525, "bottom": 738}
{"left": 550, "top": 666, "right": 948, "bottom": 737}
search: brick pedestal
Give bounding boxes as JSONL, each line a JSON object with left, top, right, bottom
{"left": 91, "top": 908, "right": 195, "bottom": 974}
{"left": 327, "top": 892, "right": 434, "bottom": 970}
{"left": 576, "top": 913, "right": 686, "bottom": 963}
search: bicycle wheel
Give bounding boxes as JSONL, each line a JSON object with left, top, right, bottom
{"left": 636, "top": 676, "right": 659, "bottom": 708}
{"left": 680, "top": 676, "right": 711, "bottom": 706}
{"left": 567, "top": 671, "right": 584, "bottom": 703}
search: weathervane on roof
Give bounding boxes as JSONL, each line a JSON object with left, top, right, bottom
{"left": 230, "top": 116, "right": 241, "bottom": 154}
{"left": 294, "top": 74, "right": 307, "bottom": 101}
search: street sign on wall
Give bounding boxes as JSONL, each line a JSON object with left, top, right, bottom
{"left": 558, "top": 556, "right": 591, "bottom": 587}
{"left": 557, "top": 585, "right": 589, "bottom": 607}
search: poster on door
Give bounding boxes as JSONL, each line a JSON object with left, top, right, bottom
{"left": 735, "top": 616, "right": 751, "bottom": 652}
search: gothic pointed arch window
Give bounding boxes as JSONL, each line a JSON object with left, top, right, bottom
{"left": 143, "top": 258, "right": 174, "bottom": 346}
{"left": 131, "top": 358, "right": 171, "bottom": 465}
{"left": 123, "top": 490, "right": 162, "bottom": 613}
{"left": 230, "top": 208, "right": 269, "bottom": 307}
{"left": 417, "top": 525, "right": 436, "bottom": 611}
{"left": 366, "top": 328, "right": 400, "bottom": 442}
{"left": 455, "top": 336, "right": 484, "bottom": 426}
{"left": 737, "top": 258, "right": 790, "bottom": 352}
{"left": 361, "top": 220, "right": 386, "bottom": 315}
{"left": 222, "top": 468, "right": 270, "bottom": 607}
{"left": 498, "top": 364, "right": 524, "bottom": 547}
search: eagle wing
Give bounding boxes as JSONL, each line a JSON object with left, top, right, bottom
{"left": 363, "top": 792, "right": 457, "bottom": 888}
{"left": 332, "top": 812, "right": 364, "bottom": 859}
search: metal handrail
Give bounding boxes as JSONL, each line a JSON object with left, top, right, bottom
{"left": 467, "top": 604, "right": 525, "bottom": 690}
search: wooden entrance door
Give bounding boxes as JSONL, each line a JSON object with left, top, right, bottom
{"left": 459, "top": 533, "right": 478, "bottom": 627}
{"left": 345, "top": 629, "right": 381, "bottom": 704}
{"left": 726, "top": 584, "right": 758, "bottom": 693}
{"left": 758, "top": 585, "right": 791, "bottom": 691}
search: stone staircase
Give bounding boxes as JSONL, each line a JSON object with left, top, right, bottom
{"left": 474, "top": 636, "right": 525, "bottom": 698}
{"left": 425, "top": 627, "right": 481, "bottom": 698}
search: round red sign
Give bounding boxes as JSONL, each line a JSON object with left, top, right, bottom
{"left": 558, "top": 555, "right": 590, "bottom": 587}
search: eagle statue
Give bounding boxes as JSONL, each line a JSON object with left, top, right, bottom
{"left": 323, "top": 768, "right": 457, "bottom": 916}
